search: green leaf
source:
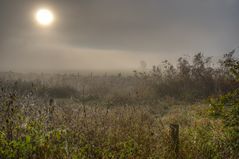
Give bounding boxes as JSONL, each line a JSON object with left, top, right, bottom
{"left": 26, "top": 135, "right": 31, "bottom": 144}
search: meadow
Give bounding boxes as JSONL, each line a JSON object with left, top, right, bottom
{"left": 0, "top": 52, "right": 238, "bottom": 158}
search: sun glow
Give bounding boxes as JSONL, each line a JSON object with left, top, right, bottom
{"left": 35, "top": 8, "right": 54, "bottom": 26}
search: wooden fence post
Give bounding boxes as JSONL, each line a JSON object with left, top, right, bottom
{"left": 170, "top": 123, "right": 179, "bottom": 159}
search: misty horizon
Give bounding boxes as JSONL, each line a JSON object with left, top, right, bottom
{"left": 0, "top": 0, "right": 239, "bottom": 72}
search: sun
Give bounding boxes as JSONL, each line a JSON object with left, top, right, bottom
{"left": 35, "top": 8, "right": 54, "bottom": 26}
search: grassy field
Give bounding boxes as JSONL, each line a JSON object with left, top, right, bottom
{"left": 0, "top": 53, "right": 238, "bottom": 158}
{"left": 0, "top": 90, "right": 237, "bottom": 158}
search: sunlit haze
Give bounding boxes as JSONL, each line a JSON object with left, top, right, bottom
{"left": 0, "top": 0, "right": 238, "bottom": 72}
{"left": 35, "top": 8, "right": 54, "bottom": 26}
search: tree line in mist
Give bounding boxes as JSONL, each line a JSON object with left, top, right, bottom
{"left": 0, "top": 50, "right": 238, "bottom": 105}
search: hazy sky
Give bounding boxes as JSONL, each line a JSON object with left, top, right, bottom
{"left": 0, "top": 0, "right": 238, "bottom": 72}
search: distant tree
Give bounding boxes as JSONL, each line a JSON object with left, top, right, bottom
{"left": 140, "top": 60, "right": 147, "bottom": 71}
